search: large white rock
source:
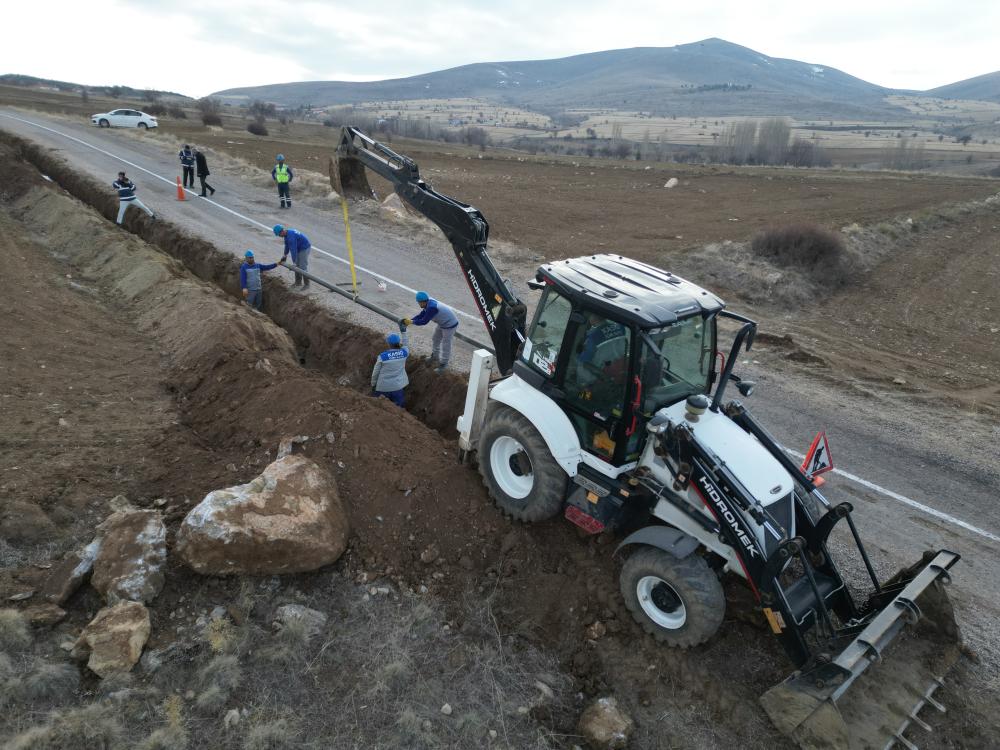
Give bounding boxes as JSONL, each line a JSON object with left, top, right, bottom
{"left": 176, "top": 455, "right": 349, "bottom": 575}
{"left": 72, "top": 601, "right": 151, "bottom": 677}
{"left": 578, "top": 696, "right": 634, "bottom": 750}
{"left": 91, "top": 510, "right": 167, "bottom": 604}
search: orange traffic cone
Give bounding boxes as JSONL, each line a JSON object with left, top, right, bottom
{"left": 176, "top": 176, "right": 186, "bottom": 201}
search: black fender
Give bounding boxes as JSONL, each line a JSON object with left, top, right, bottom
{"left": 615, "top": 525, "right": 701, "bottom": 560}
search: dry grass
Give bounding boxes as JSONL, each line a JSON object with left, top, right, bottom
{"left": 0, "top": 608, "right": 31, "bottom": 653}
{"left": 21, "top": 663, "right": 79, "bottom": 703}
{"left": 6, "top": 703, "right": 124, "bottom": 750}
{"left": 1, "top": 575, "right": 571, "bottom": 750}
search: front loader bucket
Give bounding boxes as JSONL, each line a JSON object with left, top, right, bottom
{"left": 761, "top": 551, "right": 961, "bottom": 749}
{"left": 328, "top": 153, "right": 375, "bottom": 200}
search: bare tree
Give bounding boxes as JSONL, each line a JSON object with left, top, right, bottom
{"left": 719, "top": 120, "right": 757, "bottom": 164}
{"left": 755, "top": 118, "right": 790, "bottom": 165}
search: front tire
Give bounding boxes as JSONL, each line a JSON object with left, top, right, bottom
{"left": 98, "top": 119, "right": 109, "bottom": 128}
{"left": 620, "top": 546, "right": 725, "bottom": 648}
{"left": 478, "top": 405, "right": 566, "bottom": 522}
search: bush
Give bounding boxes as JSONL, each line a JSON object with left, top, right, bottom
{"left": 247, "top": 121, "right": 269, "bottom": 136}
{"left": 0, "top": 609, "right": 30, "bottom": 653}
{"left": 145, "top": 104, "right": 166, "bottom": 116}
{"left": 201, "top": 114, "right": 222, "bottom": 127}
{"left": 751, "top": 223, "right": 852, "bottom": 286}
{"left": 167, "top": 106, "right": 187, "bottom": 119}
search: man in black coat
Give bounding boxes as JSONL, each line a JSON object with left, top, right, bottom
{"left": 194, "top": 150, "right": 216, "bottom": 197}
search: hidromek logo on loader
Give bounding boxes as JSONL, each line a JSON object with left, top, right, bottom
{"left": 698, "top": 476, "right": 759, "bottom": 559}
{"left": 467, "top": 269, "right": 497, "bottom": 331}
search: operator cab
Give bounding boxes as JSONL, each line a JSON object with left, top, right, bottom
{"left": 514, "top": 254, "right": 724, "bottom": 466}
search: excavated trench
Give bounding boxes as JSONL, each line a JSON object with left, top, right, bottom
{"left": 0, "top": 130, "right": 469, "bottom": 438}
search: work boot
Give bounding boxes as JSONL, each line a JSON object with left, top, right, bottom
{"left": 434, "top": 363, "right": 448, "bottom": 374}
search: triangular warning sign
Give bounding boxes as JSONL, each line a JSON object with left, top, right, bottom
{"left": 801, "top": 432, "right": 833, "bottom": 478}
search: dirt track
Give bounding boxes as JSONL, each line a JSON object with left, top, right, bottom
{"left": 2, "top": 120, "right": 1000, "bottom": 747}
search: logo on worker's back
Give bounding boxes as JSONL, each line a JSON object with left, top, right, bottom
{"left": 801, "top": 432, "right": 833, "bottom": 478}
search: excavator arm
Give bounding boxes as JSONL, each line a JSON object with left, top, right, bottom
{"left": 332, "top": 127, "right": 527, "bottom": 373}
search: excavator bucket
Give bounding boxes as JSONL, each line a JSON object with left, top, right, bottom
{"left": 328, "top": 152, "right": 375, "bottom": 200}
{"left": 761, "top": 550, "right": 961, "bottom": 749}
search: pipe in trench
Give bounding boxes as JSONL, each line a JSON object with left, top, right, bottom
{"left": 278, "top": 260, "right": 494, "bottom": 355}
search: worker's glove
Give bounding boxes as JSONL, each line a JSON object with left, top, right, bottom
{"left": 398, "top": 320, "right": 408, "bottom": 332}
{"left": 242, "top": 289, "right": 249, "bottom": 299}
{"left": 402, "top": 318, "right": 412, "bottom": 326}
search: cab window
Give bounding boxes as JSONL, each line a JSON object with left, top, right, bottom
{"left": 522, "top": 288, "right": 572, "bottom": 378}
{"left": 638, "top": 315, "right": 715, "bottom": 415}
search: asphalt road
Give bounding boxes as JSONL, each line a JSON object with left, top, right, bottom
{"left": 4, "top": 110, "right": 999, "bottom": 686}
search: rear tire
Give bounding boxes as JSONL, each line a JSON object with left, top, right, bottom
{"left": 137, "top": 122, "right": 148, "bottom": 130}
{"left": 98, "top": 119, "right": 109, "bottom": 128}
{"left": 620, "top": 546, "right": 725, "bottom": 648}
{"left": 478, "top": 405, "right": 566, "bottom": 522}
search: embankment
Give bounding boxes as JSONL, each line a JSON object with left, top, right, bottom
{"left": 0, "top": 129, "right": 469, "bottom": 437}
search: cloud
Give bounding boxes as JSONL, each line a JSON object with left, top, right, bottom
{"left": 3, "top": 0, "right": 997, "bottom": 96}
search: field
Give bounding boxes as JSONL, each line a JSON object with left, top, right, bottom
{"left": 2, "top": 84, "right": 1000, "bottom": 749}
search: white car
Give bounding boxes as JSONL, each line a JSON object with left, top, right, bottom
{"left": 91, "top": 109, "right": 158, "bottom": 129}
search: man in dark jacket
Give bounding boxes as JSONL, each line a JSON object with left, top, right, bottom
{"left": 179, "top": 145, "right": 195, "bottom": 188}
{"left": 271, "top": 153, "right": 293, "bottom": 208}
{"left": 112, "top": 171, "right": 155, "bottom": 224}
{"left": 194, "top": 150, "right": 215, "bottom": 197}
{"left": 273, "top": 224, "right": 311, "bottom": 289}
{"left": 239, "top": 250, "right": 277, "bottom": 310}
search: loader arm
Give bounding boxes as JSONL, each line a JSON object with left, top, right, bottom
{"left": 333, "top": 127, "right": 527, "bottom": 373}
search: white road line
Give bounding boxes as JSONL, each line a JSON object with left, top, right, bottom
{"left": 786, "top": 449, "right": 1000, "bottom": 544}
{"left": 0, "top": 111, "right": 480, "bottom": 323}
{"left": 5, "top": 112, "right": 997, "bottom": 546}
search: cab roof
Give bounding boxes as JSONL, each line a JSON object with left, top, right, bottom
{"left": 537, "top": 254, "right": 724, "bottom": 327}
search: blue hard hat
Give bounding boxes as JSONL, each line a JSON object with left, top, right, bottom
{"left": 273, "top": 224, "right": 284, "bottom": 236}
{"left": 244, "top": 250, "right": 254, "bottom": 258}
{"left": 415, "top": 291, "right": 429, "bottom": 303}
{"left": 386, "top": 332, "right": 401, "bottom": 346}
{"left": 276, "top": 153, "right": 285, "bottom": 161}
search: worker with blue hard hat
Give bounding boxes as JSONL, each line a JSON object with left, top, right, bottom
{"left": 273, "top": 224, "right": 312, "bottom": 290}
{"left": 239, "top": 249, "right": 278, "bottom": 311}
{"left": 371, "top": 322, "right": 410, "bottom": 407}
{"left": 403, "top": 290, "right": 459, "bottom": 373}
{"left": 271, "top": 153, "right": 294, "bottom": 209}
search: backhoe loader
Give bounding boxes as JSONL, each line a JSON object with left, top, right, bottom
{"left": 331, "top": 127, "right": 962, "bottom": 749}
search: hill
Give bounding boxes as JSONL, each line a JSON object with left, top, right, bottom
{"left": 927, "top": 71, "right": 1000, "bottom": 103}
{"left": 212, "top": 38, "right": 901, "bottom": 119}
{"left": 0, "top": 74, "right": 190, "bottom": 101}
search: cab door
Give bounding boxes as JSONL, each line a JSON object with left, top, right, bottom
{"left": 559, "top": 314, "right": 633, "bottom": 463}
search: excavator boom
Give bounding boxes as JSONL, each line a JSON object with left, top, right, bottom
{"left": 332, "top": 127, "right": 527, "bottom": 373}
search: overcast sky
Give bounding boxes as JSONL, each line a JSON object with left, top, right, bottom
{"left": 5, "top": 0, "right": 997, "bottom": 97}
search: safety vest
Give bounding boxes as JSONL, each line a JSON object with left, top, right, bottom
{"left": 274, "top": 164, "right": 290, "bottom": 183}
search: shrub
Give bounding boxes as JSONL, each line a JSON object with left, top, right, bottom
{"left": 6, "top": 703, "right": 123, "bottom": 750}
{"left": 0, "top": 609, "right": 30, "bottom": 653}
{"left": 750, "top": 223, "right": 852, "bottom": 287}
{"left": 22, "top": 663, "right": 79, "bottom": 702}
{"left": 168, "top": 106, "right": 187, "bottom": 119}
{"left": 247, "top": 121, "right": 269, "bottom": 136}
{"left": 201, "top": 114, "right": 222, "bottom": 127}
{"left": 145, "top": 104, "right": 166, "bottom": 116}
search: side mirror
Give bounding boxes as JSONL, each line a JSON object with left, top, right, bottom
{"left": 737, "top": 381, "right": 755, "bottom": 397}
